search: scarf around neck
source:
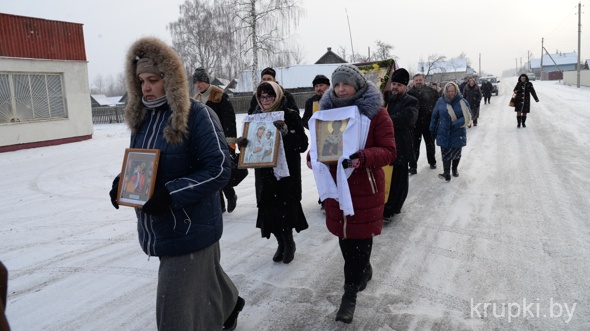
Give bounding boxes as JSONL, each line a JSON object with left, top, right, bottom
{"left": 142, "top": 95, "right": 167, "bottom": 109}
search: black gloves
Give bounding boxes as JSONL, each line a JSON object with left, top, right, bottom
{"left": 342, "top": 152, "right": 361, "bottom": 169}
{"left": 142, "top": 187, "right": 171, "bottom": 215}
{"left": 273, "top": 120, "right": 288, "bottom": 137}
{"left": 237, "top": 137, "right": 248, "bottom": 149}
{"left": 109, "top": 175, "right": 120, "bottom": 209}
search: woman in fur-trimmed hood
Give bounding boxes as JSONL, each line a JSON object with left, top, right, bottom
{"left": 124, "top": 37, "right": 190, "bottom": 143}
{"left": 110, "top": 36, "right": 244, "bottom": 331}
{"left": 316, "top": 64, "right": 396, "bottom": 324}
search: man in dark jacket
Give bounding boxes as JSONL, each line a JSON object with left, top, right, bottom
{"left": 384, "top": 68, "right": 418, "bottom": 222}
{"left": 302, "top": 74, "right": 330, "bottom": 129}
{"left": 193, "top": 67, "right": 239, "bottom": 213}
{"left": 408, "top": 73, "right": 439, "bottom": 174}
{"left": 247, "top": 67, "right": 299, "bottom": 114}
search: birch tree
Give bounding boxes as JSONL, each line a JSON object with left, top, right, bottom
{"left": 234, "top": 0, "right": 302, "bottom": 89}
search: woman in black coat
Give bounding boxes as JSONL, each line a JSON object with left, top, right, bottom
{"left": 513, "top": 74, "right": 539, "bottom": 128}
{"left": 238, "top": 81, "right": 309, "bottom": 264}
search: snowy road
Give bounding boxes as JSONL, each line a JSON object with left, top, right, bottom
{"left": 1, "top": 78, "right": 590, "bottom": 330}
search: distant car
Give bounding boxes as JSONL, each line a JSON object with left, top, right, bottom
{"left": 478, "top": 76, "right": 500, "bottom": 96}
{"left": 527, "top": 72, "right": 536, "bottom": 81}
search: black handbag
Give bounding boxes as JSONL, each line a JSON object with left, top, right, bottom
{"left": 229, "top": 153, "right": 248, "bottom": 187}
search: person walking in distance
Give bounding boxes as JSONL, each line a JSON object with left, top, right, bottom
{"left": 109, "top": 37, "right": 244, "bottom": 331}
{"left": 429, "top": 82, "right": 472, "bottom": 182}
{"left": 513, "top": 73, "right": 539, "bottom": 128}
{"left": 463, "top": 77, "right": 482, "bottom": 126}
{"left": 384, "top": 68, "right": 418, "bottom": 221}
{"left": 408, "top": 73, "right": 439, "bottom": 173}
{"left": 481, "top": 79, "right": 493, "bottom": 104}
{"left": 193, "top": 67, "right": 239, "bottom": 213}
{"left": 302, "top": 74, "right": 330, "bottom": 129}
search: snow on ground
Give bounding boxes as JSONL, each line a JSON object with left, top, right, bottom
{"left": 2, "top": 78, "right": 590, "bottom": 330}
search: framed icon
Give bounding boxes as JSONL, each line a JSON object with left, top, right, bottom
{"left": 238, "top": 114, "right": 281, "bottom": 168}
{"left": 117, "top": 148, "right": 160, "bottom": 208}
{"left": 316, "top": 119, "right": 349, "bottom": 164}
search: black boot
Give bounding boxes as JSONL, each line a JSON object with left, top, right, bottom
{"left": 517, "top": 116, "right": 521, "bottom": 128}
{"left": 522, "top": 116, "right": 527, "bottom": 128}
{"left": 358, "top": 264, "right": 373, "bottom": 292}
{"left": 227, "top": 193, "right": 237, "bottom": 213}
{"left": 452, "top": 159, "right": 460, "bottom": 177}
{"left": 282, "top": 229, "right": 296, "bottom": 264}
{"left": 223, "top": 296, "right": 245, "bottom": 331}
{"left": 336, "top": 284, "right": 358, "bottom": 323}
{"left": 272, "top": 233, "right": 284, "bottom": 262}
{"left": 438, "top": 160, "right": 451, "bottom": 182}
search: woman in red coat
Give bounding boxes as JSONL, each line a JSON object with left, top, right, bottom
{"left": 315, "top": 64, "right": 396, "bottom": 323}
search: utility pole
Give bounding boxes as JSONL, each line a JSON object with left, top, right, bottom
{"left": 527, "top": 51, "right": 531, "bottom": 70}
{"left": 539, "top": 38, "right": 545, "bottom": 80}
{"left": 478, "top": 53, "right": 481, "bottom": 77}
{"left": 515, "top": 58, "right": 518, "bottom": 76}
{"left": 577, "top": 1, "right": 582, "bottom": 88}
{"left": 345, "top": 9, "right": 355, "bottom": 62}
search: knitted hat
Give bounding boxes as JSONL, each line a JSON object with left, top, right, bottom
{"left": 192, "top": 67, "right": 210, "bottom": 84}
{"left": 331, "top": 64, "right": 366, "bottom": 91}
{"left": 135, "top": 57, "right": 162, "bottom": 77}
{"left": 261, "top": 67, "right": 276, "bottom": 78}
{"left": 312, "top": 74, "right": 330, "bottom": 87}
{"left": 390, "top": 68, "right": 410, "bottom": 85}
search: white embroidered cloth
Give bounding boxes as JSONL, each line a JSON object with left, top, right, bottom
{"left": 309, "top": 106, "right": 370, "bottom": 216}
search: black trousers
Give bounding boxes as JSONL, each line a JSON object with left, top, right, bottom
{"left": 219, "top": 185, "right": 236, "bottom": 210}
{"left": 384, "top": 162, "right": 409, "bottom": 216}
{"left": 410, "top": 125, "right": 436, "bottom": 169}
{"left": 338, "top": 238, "right": 373, "bottom": 286}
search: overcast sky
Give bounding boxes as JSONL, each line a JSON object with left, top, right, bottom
{"left": 3, "top": 0, "right": 588, "bottom": 83}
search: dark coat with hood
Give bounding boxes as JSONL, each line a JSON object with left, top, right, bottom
{"left": 124, "top": 37, "right": 231, "bottom": 257}
{"left": 251, "top": 89, "right": 309, "bottom": 238}
{"left": 194, "top": 85, "right": 237, "bottom": 146}
{"left": 513, "top": 74, "right": 539, "bottom": 113}
{"left": 386, "top": 92, "right": 418, "bottom": 166}
{"left": 319, "top": 82, "right": 396, "bottom": 239}
{"left": 408, "top": 85, "right": 440, "bottom": 130}
{"left": 463, "top": 83, "right": 482, "bottom": 110}
{"left": 429, "top": 82, "right": 469, "bottom": 149}
{"left": 481, "top": 80, "right": 493, "bottom": 97}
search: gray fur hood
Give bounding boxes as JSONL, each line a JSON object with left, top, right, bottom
{"left": 124, "top": 37, "right": 190, "bottom": 144}
{"left": 319, "top": 81, "right": 384, "bottom": 119}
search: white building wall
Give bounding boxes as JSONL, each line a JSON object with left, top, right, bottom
{"left": 0, "top": 57, "right": 93, "bottom": 148}
{"left": 563, "top": 70, "right": 590, "bottom": 87}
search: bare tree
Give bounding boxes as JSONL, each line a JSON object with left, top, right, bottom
{"left": 91, "top": 74, "right": 105, "bottom": 94}
{"left": 337, "top": 45, "right": 349, "bottom": 63}
{"left": 455, "top": 52, "right": 472, "bottom": 67}
{"left": 418, "top": 54, "right": 447, "bottom": 77}
{"left": 374, "top": 40, "right": 395, "bottom": 61}
{"left": 169, "top": 0, "right": 227, "bottom": 79}
{"left": 233, "top": 0, "right": 303, "bottom": 89}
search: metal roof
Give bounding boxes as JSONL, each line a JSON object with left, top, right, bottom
{"left": 529, "top": 52, "right": 578, "bottom": 69}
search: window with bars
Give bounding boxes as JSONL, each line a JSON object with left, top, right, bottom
{"left": 0, "top": 73, "right": 67, "bottom": 124}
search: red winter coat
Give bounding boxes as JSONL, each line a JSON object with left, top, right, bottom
{"left": 318, "top": 81, "right": 397, "bottom": 239}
